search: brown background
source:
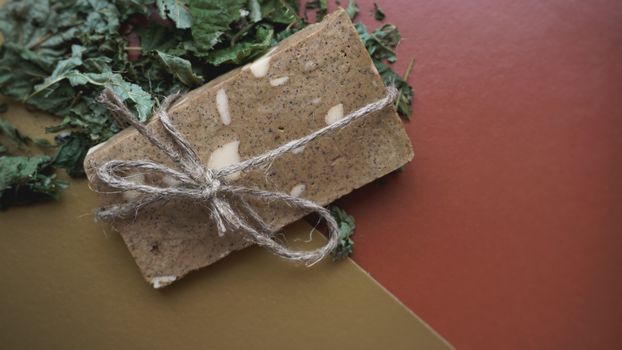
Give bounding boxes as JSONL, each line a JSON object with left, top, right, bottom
{"left": 345, "top": 1, "right": 622, "bottom": 349}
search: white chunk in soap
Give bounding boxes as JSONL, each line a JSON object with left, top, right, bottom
{"left": 290, "top": 183, "right": 306, "bottom": 197}
{"left": 216, "top": 88, "right": 231, "bottom": 125}
{"left": 325, "top": 103, "right": 344, "bottom": 125}
{"left": 250, "top": 56, "right": 271, "bottom": 78}
{"left": 151, "top": 275, "right": 176, "bottom": 289}
{"left": 269, "top": 76, "right": 289, "bottom": 87}
{"left": 207, "top": 140, "right": 241, "bottom": 180}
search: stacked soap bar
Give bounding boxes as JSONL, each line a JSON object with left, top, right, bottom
{"left": 85, "top": 9, "right": 413, "bottom": 288}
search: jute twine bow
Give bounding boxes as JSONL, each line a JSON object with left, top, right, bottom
{"left": 94, "top": 87, "right": 398, "bottom": 265}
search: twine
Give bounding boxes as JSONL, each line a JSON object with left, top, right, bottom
{"left": 94, "top": 87, "right": 398, "bottom": 265}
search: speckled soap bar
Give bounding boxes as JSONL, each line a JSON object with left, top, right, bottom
{"left": 84, "top": 9, "right": 413, "bottom": 288}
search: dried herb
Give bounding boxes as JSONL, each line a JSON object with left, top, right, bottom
{"left": 51, "top": 132, "right": 92, "bottom": 177}
{"left": 0, "top": 116, "right": 66, "bottom": 208}
{"left": 0, "top": 155, "right": 68, "bottom": 209}
{"left": 373, "top": 2, "right": 385, "bottom": 21}
{"left": 0, "top": 118, "right": 31, "bottom": 147}
{"left": 330, "top": 206, "right": 356, "bottom": 260}
{"left": 346, "top": 0, "right": 359, "bottom": 19}
{"left": 356, "top": 22, "right": 413, "bottom": 118}
{"left": 396, "top": 57, "right": 415, "bottom": 120}
{"left": 304, "top": 0, "right": 328, "bottom": 21}
{"left": 156, "top": 0, "right": 193, "bottom": 29}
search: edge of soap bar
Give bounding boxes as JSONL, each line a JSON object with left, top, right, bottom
{"left": 84, "top": 8, "right": 414, "bottom": 288}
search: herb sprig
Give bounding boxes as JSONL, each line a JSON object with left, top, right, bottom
{"left": 330, "top": 206, "right": 356, "bottom": 260}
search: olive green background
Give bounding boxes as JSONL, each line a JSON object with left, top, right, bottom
{"left": 0, "top": 95, "right": 451, "bottom": 349}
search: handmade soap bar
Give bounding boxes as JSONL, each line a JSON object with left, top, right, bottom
{"left": 85, "top": 9, "right": 413, "bottom": 288}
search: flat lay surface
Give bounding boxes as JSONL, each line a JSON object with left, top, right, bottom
{"left": 1, "top": 0, "right": 621, "bottom": 349}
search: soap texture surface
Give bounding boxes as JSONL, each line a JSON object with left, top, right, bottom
{"left": 85, "top": 9, "right": 413, "bottom": 288}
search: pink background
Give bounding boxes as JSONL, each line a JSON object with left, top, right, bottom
{"left": 340, "top": 1, "right": 622, "bottom": 349}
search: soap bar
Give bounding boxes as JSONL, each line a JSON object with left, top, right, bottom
{"left": 84, "top": 9, "right": 413, "bottom": 288}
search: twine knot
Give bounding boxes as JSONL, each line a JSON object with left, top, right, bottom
{"left": 94, "top": 87, "right": 398, "bottom": 265}
{"left": 200, "top": 170, "right": 221, "bottom": 199}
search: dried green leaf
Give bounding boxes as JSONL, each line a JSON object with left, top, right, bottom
{"left": 51, "top": 132, "right": 92, "bottom": 178}
{"left": 137, "top": 25, "right": 178, "bottom": 53}
{"left": 206, "top": 24, "right": 274, "bottom": 65}
{"left": 68, "top": 70, "right": 155, "bottom": 122}
{"left": 373, "top": 2, "right": 385, "bottom": 21}
{"left": 187, "top": 0, "right": 247, "bottom": 52}
{"left": 0, "top": 118, "right": 31, "bottom": 146}
{"left": 33, "top": 138, "right": 55, "bottom": 148}
{"left": 156, "top": 0, "right": 193, "bottom": 29}
{"left": 305, "top": 0, "right": 328, "bottom": 21}
{"left": 0, "top": 155, "right": 68, "bottom": 210}
{"left": 248, "top": 0, "right": 262, "bottom": 22}
{"left": 31, "top": 45, "right": 86, "bottom": 96}
{"left": 156, "top": 51, "right": 204, "bottom": 86}
{"left": 0, "top": 42, "right": 57, "bottom": 102}
{"left": 356, "top": 22, "right": 400, "bottom": 63}
{"left": 330, "top": 205, "right": 356, "bottom": 260}
{"left": 260, "top": 0, "right": 299, "bottom": 24}
{"left": 374, "top": 60, "right": 413, "bottom": 118}
{"left": 356, "top": 21, "right": 413, "bottom": 118}
{"left": 346, "top": 0, "right": 359, "bottom": 20}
